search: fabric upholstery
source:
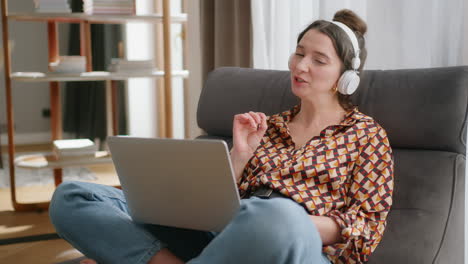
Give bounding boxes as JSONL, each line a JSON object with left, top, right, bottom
{"left": 368, "top": 149, "right": 465, "bottom": 263}
{"left": 355, "top": 67, "right": 468, "bottom": 155}
{"left": 197, "top": 66, "right": 468, "bottom": 263}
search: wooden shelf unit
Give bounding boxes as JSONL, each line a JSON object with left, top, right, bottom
{"left": 1, "top": 0, "right": 186, "bottom": 211}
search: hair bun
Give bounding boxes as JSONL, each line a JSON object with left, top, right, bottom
{"left": 333, "top": 9, "right": 367, "bottom": 35}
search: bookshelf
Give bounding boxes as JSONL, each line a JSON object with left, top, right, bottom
{"left": 1, "top": 0, "right": 188, "bottom": 211}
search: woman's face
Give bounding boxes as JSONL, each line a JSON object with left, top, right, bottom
{"left": 289, "top": 29, "right": 343, "bottom": 99}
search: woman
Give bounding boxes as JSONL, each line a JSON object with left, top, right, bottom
{"left": 50, "top": 9, "right": 393, "bottom": 264}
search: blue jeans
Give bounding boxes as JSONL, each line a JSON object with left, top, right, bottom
{"left": 49, "top": 181, "right": 331, "bottom": 264}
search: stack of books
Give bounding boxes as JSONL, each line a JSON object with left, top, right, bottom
{"left": 108, "top": 58, "right": 156, "bottom": 74}
{"left": 53, "top": 139, "right": 98, "bottom": 161}
{"left": 83, "top": 0, "right": 136, "bottom": 15}
{"left": 34, "top": 0, "right": 72, "bottom": 13}
{"left": 49, "top": 56, "right": 86, "bottom": 73}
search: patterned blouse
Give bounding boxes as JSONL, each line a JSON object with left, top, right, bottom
{"left": 237, "top": 104, "right": 394, "bottom": 264}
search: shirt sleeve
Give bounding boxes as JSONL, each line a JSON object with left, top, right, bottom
{"left": 322, "top": 126, "right": 394, "bottom": 264}
{"left": 237, "top": 155, "right": 257, "bottom": 197}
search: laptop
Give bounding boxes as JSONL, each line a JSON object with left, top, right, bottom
{"left": 107, "top": 136, "right": 241, "bottom": 232}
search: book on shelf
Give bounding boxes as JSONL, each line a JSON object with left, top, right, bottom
{"left": 108, "top": 58, "right": 156, "bottom": 74}
{"left": 53, "top": 139, "right": 98, "bottom": 158}
{"left": 34, "top": 0, "right": 72, "bottom": 13}
{"left": 49, "top": 56, "right": 86, "bottom": 73}
{"left": 83, "top": 0, "right": 136, "bottom": 15}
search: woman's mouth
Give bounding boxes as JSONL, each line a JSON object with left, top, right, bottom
{"left": 293, "top": 76, "right": 308, "bottom": 85}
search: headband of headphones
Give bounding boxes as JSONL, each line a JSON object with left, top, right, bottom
{"left": 330, "top": 21, "right": 361, "bottom": 71}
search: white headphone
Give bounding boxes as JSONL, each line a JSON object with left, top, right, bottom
{"left": 330, "top": 21, "right": 361, "bottom": 95}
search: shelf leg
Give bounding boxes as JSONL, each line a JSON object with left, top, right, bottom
{"left": 50, "top": 81, "right": 63, "bottom": 186}
{"left": 105, "top": 80, "right": 117, "bottom": 137}
{"left": 48, "top": 21, "right": 63, "bottom": 187}
{"left": 111, "top": 80, "right": 119, "bottom": 136}
{"left": 47, "top": 21, "right": 59, "bottom": 69}
{"left": 155, "top": 0, "right": 166, "bottom": 138}
{"left": 1, "top": 0, "right": 51, "bottom": 211}
{"left": 80, "top": 21, "right": 86, "bottom": 56}
{"left": 182, "top": 0, "right": 189, "bottom": 139}
{"left": 162, "top": 0, "right": 173, "bottom": 138}
{"left": 2, "top": 0, "right": 17, "bottom": 210}
{"left": 81, "top": 21, "right": 92, "bottom": 72}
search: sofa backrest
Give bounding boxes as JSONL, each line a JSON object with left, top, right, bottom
{"left": 197, "top": 66, "right": 468, "bottom": 263}
{"left": 198, "top": 67, "right": 468, "bottom": 155}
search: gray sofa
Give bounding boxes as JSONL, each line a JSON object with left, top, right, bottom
{"left": 197, "top": 66, "right": 468, "bottom": 263}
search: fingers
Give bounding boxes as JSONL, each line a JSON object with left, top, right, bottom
{"left": 243, "top": 113, "right": 257, "bottom": 129}
{"left": 259, "top": 112, "right": 268, "bottom": 130}
{"left": 235, "top": 112, "right": 267, "bottom": 131}
{"left": 249, "top": 111, "right": 261, "bottom": 124}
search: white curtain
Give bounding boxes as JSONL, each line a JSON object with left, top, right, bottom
{"left": 251, "top": 0, "right": 468, "bottom": 70}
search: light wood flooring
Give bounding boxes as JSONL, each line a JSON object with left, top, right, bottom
{"left": 0, "top": 144, "right": 119, "bottom": 264}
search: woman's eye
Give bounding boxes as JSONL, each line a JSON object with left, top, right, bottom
{"left": 295, "top": 53, "right": 304, "bottom": 57}
{"left": 315, "top": 60, "right": 325, "bottom": 65}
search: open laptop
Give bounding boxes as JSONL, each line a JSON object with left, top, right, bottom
{"left": 107, "top": 136, "right": 241, "bottom": 232}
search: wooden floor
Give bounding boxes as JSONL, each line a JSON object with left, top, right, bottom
{"left": 0, "top": 145, "right": 119, "bottom": 264}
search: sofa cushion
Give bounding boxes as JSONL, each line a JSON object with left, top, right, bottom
{"left": 367, "top": 149, "right": 465, "bottom": 263}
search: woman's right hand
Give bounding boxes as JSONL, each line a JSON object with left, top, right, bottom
{"left": 232, "top": 111, "right": 268, "bottom": 156}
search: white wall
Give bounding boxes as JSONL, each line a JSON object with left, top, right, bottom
{"left": 125, "top": 0, "right": 186, "bottom": 139}
{"left": 0, "top": 1, "right": 70, "bottom": 145}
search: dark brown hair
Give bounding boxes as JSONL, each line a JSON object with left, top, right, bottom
{"left": 297, "top": 9, "right": 368, "bottom": 111}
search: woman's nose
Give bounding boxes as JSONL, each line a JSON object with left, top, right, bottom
{"left": 296, "top": 57, "right": 310, "bottom": 72}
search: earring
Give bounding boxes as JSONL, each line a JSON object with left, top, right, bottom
{"left": 332, "top": 85, "right": 338, "bottom": 94}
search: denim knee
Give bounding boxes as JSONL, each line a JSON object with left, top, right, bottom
{"left": 240, "top": 198, "right": 322, "bottom": 249}
{"left": 49, "top": 181, "right": 89, "bottom": 231}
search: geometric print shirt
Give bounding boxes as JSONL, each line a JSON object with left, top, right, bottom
{"left": 237, "top": 104, "right": 394, "bottom": 264}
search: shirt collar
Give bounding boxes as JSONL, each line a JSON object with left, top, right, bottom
{"left": 269, "top": 104, "right": 372, "bottom": 130}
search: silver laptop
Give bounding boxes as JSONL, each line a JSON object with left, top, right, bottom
{"left": 107, "top": 136, "right": 241, "bottom": 232}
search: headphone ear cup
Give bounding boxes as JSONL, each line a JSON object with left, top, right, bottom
{"left": 337, "top": 70, "right": 360, "bottom": 95}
